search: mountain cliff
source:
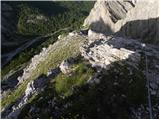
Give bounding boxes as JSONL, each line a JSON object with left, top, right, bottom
{"left": 84, "top": 0, "right": 159, "bottom": 44}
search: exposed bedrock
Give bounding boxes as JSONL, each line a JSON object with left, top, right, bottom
{"left": 84, "top": 0, "right": 159, "bottom": 44}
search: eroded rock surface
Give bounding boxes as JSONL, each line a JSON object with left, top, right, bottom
{"left": 84, "top": 0, "right": 159, "bottom": 44}
{"left": 80, "top": 35, "right": 141, "bottom": 70}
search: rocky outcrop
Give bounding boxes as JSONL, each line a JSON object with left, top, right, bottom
{"left": 2, "top": 75, "right": 48, "bottom": 119}
{"left": 2, "top": 66, "right": 60, "bottom": 119}
{"left": 81, "top": 29, "right": 159, "bottom": 91}
{"left": 1, "top": 1, "right": 159, "bottom": 118}
{"left": 59, "top": 60, "right": 72, "bottom": 74}
{"left": 81, "top": 29, "right": 158, "bottom": 70}
{"left": 80, "top": 29, "right": 159, "bottom": 118}
{"left": 84, "top": 0, "right": 159, "bottom": 44}
{"left": 59, "top": 58, "right": 74, "bottom": 74}
{"left": 80, "top": 35, "right": 141, "bottom": 70}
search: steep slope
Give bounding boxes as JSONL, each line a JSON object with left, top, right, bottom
{"left": 84, "top": 0, "right": 159, "bottom": 44}
{"left": 1, "top": 0, "right": 159, "bottom": 119}
{"left": 1, "top": 32, "right": 88, "bottom": 118}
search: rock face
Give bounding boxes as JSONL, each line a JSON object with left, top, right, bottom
{"left": 80, "top": 33, "right": 141, "bottom": 70}
{"left": 84, "top": 0, "right": 159, "bottom": 44}
{"left": 80, "top": 29, "right": 158, "bottom": 73}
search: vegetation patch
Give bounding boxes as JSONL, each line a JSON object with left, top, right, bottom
{"left": 1, "top": 35, "right": 87, "bottom": 109}
{"left": 58, "top": 63, "right": 147, "bottom": 118}
{"left": 8, "top": 1, "right": 95, "bottom": 35}
{"left": 55, "top": 62, "right": 95, "bottom": 97}
{"left": 1, "top": 1, "right": 94, "bottom": 79}
{"left": 17, "top": 61, "right": 148, "bottom": 119}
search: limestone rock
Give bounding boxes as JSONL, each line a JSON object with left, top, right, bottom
{"left": 59, "top": 59, "right": 73, "bottom": 74}
{"left": 69, "top": 31, "right": 78, "bottom": 36}
{"left": 80, "top": 36, "right": 141, "bottom": 70}
{"left": 88, "top": 29, "right": 107, "bottom": 42}
{"left": 84, "top": 0, "right": 159, "bottom": 44}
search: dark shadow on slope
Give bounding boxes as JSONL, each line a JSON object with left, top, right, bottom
{"left": 4, "top": 17, "right": 158, "bottom": 118}
{"left": 89, "top": 17, "right": 113, "bottom": 35}
{"left": 89, "top": 17, "right": 159, "bottom": 45}
{"left": 60, "top": 64, "right": 147, "bottom": 118}
{"left": 57, "top": 52, "right": 158, "bottom": 119}
{"left": 17, "top": 49, "right": 158, "bottom": 118}
{"left": 115, "top": 17, "right": 159, "bottom": 45}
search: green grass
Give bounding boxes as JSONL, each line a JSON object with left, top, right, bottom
{"left": 1, "top": 1, "right": 94, "bottom": 78}
{"left": 1, "top": 34, "right": 87, "bottom": 109}
{"left": 10, "top": 1, "right": 94, "bottom": 35}
{"left": 1, "top": 80, "right": 28, "bottom": 109}
{"left": 17, "top": 62, "right": 148, "bottom": 118}
{"left": 57, "top": 63, "right": 147, "bottom": 118}
{"left": 18, "top": 59, "right": 95, "bottom": 118}
{"left": 29, "top": 35, "right": 87, "bottom": 80}
{"left": 55, "top": 62, "right": 95, "bottom": 97}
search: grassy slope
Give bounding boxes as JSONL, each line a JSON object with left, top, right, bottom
{"left": 1, "top": 1, "right": 94, "bottom": 79}
{"left": 55, "top": 62, "right": 95, "bottom": 97}
{"left": 18, "top": 59, "right": 95, "bottom": 118}
{"left": 18, "top": 62, "right": 147, "bottom": 118}
{"left": 1, "top": 34, "right": 87, "bottom": 109}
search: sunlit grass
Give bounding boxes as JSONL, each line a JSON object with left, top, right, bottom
{"left": 1, "top": 35, "right": 87, "bottom": 109}
{"left": 55, "top": 62, "right": 95, "bottom": 97}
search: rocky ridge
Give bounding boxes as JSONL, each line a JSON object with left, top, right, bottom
{"left": 17, "top": 32, "right": 86, "bottom": 85}
{"left": 1, "top": 32, "right": 87, "bottom": 116}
